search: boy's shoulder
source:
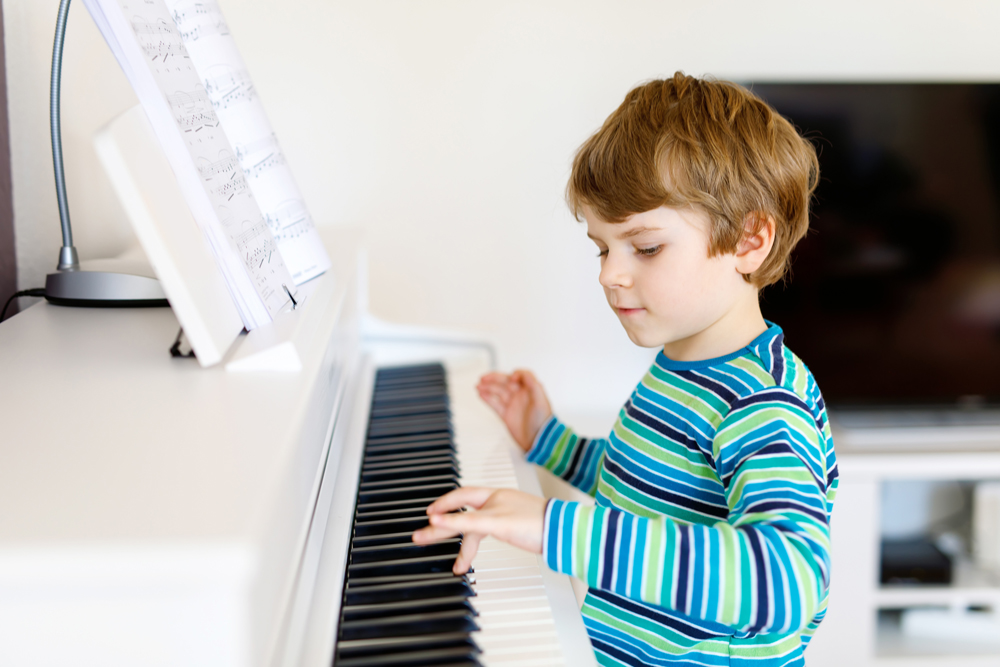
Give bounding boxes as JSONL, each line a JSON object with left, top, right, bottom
{"left": 721, "top": 323, "right": 827, "bottom": 420}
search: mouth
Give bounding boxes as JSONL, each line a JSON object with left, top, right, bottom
{"left": 615, "top": 306, "right": 645, "bottom": 317}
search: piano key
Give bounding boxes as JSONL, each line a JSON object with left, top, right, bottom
{"left": 347, "top": 553, "right": 460, "bottom": 578}
{"left": 347, "top": 572, "right": 469, "bottom": 587}
{"left": 337, "top": 647, "right": 481, "bottom": 667}
{"left": 344, "top": 576, "right": 475, "bottom": 606}
{"left": 337, "top": 632, "right": 478, "bottom": 658}
{"left": 365, "top": 440, "right": 454, "bottom": 455}
{"left": 342, "top": 595, "right": 476, "bottom": 621}
{"left": 352, "top": 531, "right": 427, "bottom": 548}
{"left": 355, "top": 506, "right": 432, "bottom": 520}
{"left": 369, "top": 403, "right": 451, "bottom": 419}
{"left": 338, "top": 609, "right": 480, "bottom": 641}
{"left": 362, "top": 453, "right": 459, "bottom": 469}
{"left": 354, "top": 516, "right": 431, "bottom": 537}
{"left": 357, "top": 482, "right": 457, "bottom": 505}
{"left": 359, "top": 473, "right": 459, "bottom": 489}
{"left": 355, "top": 496, "right": 441, "bottom": 512}
{"left": 350, "top": 539, "right": 461, "bottom": 564}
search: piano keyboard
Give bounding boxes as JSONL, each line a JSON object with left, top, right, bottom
{"left": 332, "top": 363, "right": 569, "bottom": 667}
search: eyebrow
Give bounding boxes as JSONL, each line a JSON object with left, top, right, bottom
{"left": 587, "top": 226, "right": 663, "bottom": 241}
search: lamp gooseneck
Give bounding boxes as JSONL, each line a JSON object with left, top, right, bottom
{"left": 51, "top": 0, "right": 77, "bottom": 271}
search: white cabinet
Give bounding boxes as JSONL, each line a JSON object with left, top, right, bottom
{"left": 807, "top": 423, "right": 1000, "bottom": 667}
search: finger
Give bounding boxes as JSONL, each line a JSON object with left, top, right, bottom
{"left": 477, "top": 385, "right": 508, "bottom": 412}
{"left": 453, "top": 532, "right": 483, "bottom": 574}
{"left": 429, "top": 509, "right": 496, "bottom": 536}
{"left": 412, "top": 522, "right": 462, "bottom": 544}
{"left": 477, "top": 372, "right": 510, "bottom": 389}
{"left": 426, "top": 487, "right": 495, "bottom": 514}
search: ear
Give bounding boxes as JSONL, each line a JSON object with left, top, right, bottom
{"left": 734, "top": 212, "right": 776, "bottom": 277}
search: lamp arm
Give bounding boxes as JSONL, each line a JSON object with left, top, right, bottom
{"left": 51, "top": 0, "right": 78, "bottom": 271}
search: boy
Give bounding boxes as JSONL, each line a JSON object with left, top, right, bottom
{"left": 413, "top": 72, "right": 838, "bottom": 666}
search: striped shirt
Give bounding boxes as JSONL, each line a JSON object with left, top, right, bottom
{"left": 527, "top": 323, "right": 838, "bottom": 666}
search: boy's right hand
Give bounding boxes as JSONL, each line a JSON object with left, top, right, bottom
{"left": 476, "top": 369, "right": 552, "bottom": 452}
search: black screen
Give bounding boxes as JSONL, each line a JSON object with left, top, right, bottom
{"left": 751, "top": 83, "right": 1000, "bottom": 406}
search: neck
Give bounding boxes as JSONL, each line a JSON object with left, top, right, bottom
{"left": 662, "top": 288, "right": 767, "bottom": 362}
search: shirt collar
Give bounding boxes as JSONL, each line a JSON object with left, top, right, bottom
{"left": 655, "top": 321, "right": 784, "bottom": 371}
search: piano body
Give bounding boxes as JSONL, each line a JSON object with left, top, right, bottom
{"left": 0, "top": 230, "right": 594, "bottom": 666}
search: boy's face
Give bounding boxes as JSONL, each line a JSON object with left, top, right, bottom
{"left": 585, "top": 205, "right": 755, "bottom": 353}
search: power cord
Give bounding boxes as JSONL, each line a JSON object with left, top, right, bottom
{"left": 1, "top": 288, "right": 46, "bottom": 322}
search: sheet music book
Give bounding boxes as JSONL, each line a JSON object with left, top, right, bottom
{"left": 82, "top": 0, "right": 331, "bottom": 330}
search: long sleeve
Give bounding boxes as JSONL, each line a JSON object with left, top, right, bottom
{"left": 526, "top": 415, "right": 608, "bottom": 497}
{"left": 541, "top": 388, "right": 833, "bottom": 636}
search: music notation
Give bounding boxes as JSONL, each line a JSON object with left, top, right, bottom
{"left": 211, "top": 172, "right": 249, "bottom": 201}
{"left": 130, "top": 16, "right": 186, "bottom": 62}
{"left": 265, "top": 200, "right": 309, "bottom": 242}
{"left": 196, "top": 150, "right": 238, "bottom": 180}
{"left": 170, "top": 1, "right": 230, "bottom": 42}
{"left": 167, "top": 88, "right": 219, "bottom": 132}
{"left": 204, "top": 69, "right": 256, "bottom": 110}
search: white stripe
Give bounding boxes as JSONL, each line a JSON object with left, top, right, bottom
{"left": 625, "top": 516, "right": 638, "bottom": 594}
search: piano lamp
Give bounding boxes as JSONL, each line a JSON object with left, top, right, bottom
{"left": 43, "top": 0, "right": 167, "bottom": 307}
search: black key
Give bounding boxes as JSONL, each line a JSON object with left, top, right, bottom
{"left": 346, "top": 572, "right": 468, "bottom": 587}
{"left": 339, "top": 609, "right": 480, "bottom": 641}
{"left": 352, "top": 530, "right": 427, "bottom": 548}
{"left": 342, "top": 595, "right": 476, "bottom": 621}
{"left": 356, "top": 496, "right": 441, "bottom": 512}
{"left": 354, "top": 516, "right": 430, "bottom": 537}
{"left": 368, "top": 423, "right": 452, "bottom": 439}
{"left": 348, "top": 554, "right": 459, "bottom": 578}
{"left": 369, "top": 414, "right": 451, "bottom": 427}
{"left": 358, "top": 482, "right": 456, "bottom": 505}
{"left": 369, "top": 402, "right": 450, "bottom": 418}
{"left": 366, "top": 432, "right": 452, "bottom": 445}
{"left": 350, "top": 539, "right": 460, "bottom": 564}
{"left": 363, "top": 453, "right": 458, "bottom": 469}
{"left": 355, "top": 506, "right": 430, "bottom": 521}
{"left": 366, "top": 440, "right": 454, "bottom": 455}
{"left": 344, "top": 576, "right": 473, "bottom": 605}
{"left": 359, "top": 474, "right": 459, "bottom": 490}
{"left": 337, "top": 632, "right": 477, "bottom": 658}
{"left": 337, "top": 647, "right": 481, "bottom": 667}
{"left": 371, "top": 387, "right": 450, "bottom": 404}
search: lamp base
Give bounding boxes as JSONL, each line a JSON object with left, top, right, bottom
{"left": 45, "top": 268, "right": 168, "bottom": 307}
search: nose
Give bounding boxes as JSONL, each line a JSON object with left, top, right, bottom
{"left": 599, "top": 250, "right": 632, "bottom": 289}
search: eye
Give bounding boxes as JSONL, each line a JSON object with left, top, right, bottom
{"left": 636, "top": 245, "right": 662, "bottom": 257}
{"left": 595, "top": 248, "right": 608, "bottom": 258}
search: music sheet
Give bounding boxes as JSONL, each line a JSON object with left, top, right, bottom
{"left": 83, "top": 0, "right": 330, "bottom": 328}
{"left": 162, "top": 0, "right": 331, "bottom": 285}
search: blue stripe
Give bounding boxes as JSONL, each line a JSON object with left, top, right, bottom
{"left": 746, "top": 527, "right": 769, "bottom": 631}
{"left": 676, "top": 524, "right": 690, "bottom": 612}
{"left": 603, "top": 457, "right": 729, "bottom": 519}
{"left": 561, "top": 500, "right": 574, "bottom": 574}
{"left": 545, "top": 499, "right": 560, "bottom": 570}
{"left": 615, "top": 513, "right": 633, "bottom": 593}
{"left": 601, "top": 510, "right": 620, "bottom": 589}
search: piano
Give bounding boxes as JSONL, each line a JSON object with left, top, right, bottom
{"left": 0, "top": 230, "right": 594, "bottom": 666}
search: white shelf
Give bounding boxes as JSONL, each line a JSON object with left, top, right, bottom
{"left": 875, "top": 558, "right": 1000, "bottom": 608}
{"left": 875, "top": 611, "right": 1000, "bottom": 663}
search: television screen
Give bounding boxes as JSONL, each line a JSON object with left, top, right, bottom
{"left": 751, "top": 83, "right": 1000, "bottom": 407}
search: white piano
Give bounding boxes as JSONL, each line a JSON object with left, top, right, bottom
{"left": 0, "top": 232, "right": 594, "bottom": 667}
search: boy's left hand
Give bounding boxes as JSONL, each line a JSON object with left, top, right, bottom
{"left": 412, "top": 487, "right": 547, "bottom": 575}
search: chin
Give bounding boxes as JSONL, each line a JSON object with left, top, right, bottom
{"left": 621, "top": 326, "right": 665, "bottom": 349}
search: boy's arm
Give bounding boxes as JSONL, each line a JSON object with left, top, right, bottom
{"left": 543, "top": 389, "right": 835, "bottom": 635}
{"left": 526, "top": 415, "right": 608, "bottom": 498}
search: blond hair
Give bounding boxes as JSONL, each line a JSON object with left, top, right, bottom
{"left": 567, "top": 72, "right": 819, "bottom": 287}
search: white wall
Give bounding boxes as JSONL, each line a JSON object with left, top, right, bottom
{"left": 5, "top": 0, "right": 1000, "bottom": 421}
